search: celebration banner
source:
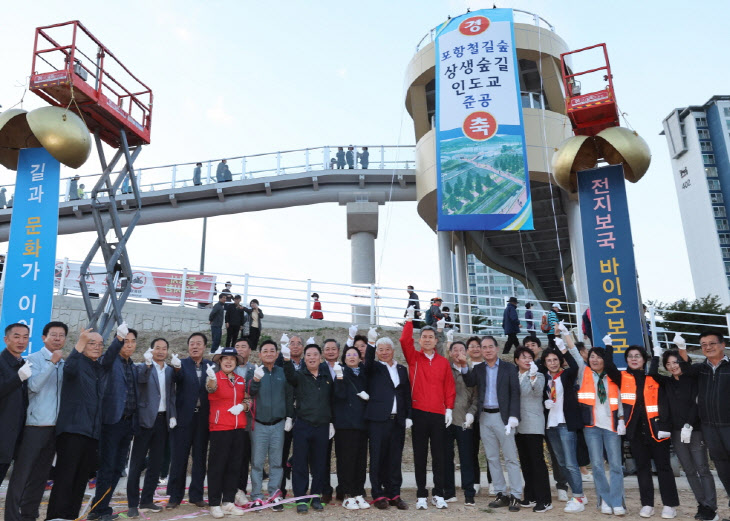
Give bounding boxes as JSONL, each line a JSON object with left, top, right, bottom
{"left": 435, "top": 9, "right": 533, "bottom": 231}
{"left": 578, "top": 164, "right": 645, "bottom": 367}
{"left": 0, "top": 148, "right": 60, "bottom": 354}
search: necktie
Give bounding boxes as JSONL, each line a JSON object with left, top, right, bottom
{"left": 595, "top": 371, "right": 607, "bottom": 404}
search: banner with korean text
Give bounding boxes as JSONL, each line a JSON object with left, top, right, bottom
{"left": 435, "top": 9, "right": 533, "bottom": 231}
{"left": 578, "top": 164, "right": 645, "bottom": 367}
{"left": 0, "top": 148, "right": 60, "bottom": 354}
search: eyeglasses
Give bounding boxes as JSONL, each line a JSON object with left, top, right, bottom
{"left": 701, "top": 342, "right": 722, "bottom": 348}
{"left": 626, "top": 354, "right": 644, "bottom": 360}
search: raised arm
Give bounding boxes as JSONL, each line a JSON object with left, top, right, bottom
{"left": 399, "top": 319, "right": 417, "bottom": 367}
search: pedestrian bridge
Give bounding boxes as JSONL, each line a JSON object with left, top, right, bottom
{"left": 0, "top": 145, "right": 417, "bottom": 240}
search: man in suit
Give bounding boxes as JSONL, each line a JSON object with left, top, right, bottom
{"left": 126, "top": 338, "right": 177, "bottom": 517}
{"left": 0, "top": 323, "right": 31, "bottom": 484}
{"left": 47, "top": 325, "right": 126, "bottom": 521}
{"left": 275, "top": 334, "right": 304, "bottom": 496}
{"left": 363, "top": 336, "right": 411, "bottom": 510}
{"left": 461, "top": 336, "right": 522, "bottom": 511}
{"left": 88, "top": 327, "right": 140, "bottom": 521}
{"left": 167, "top": 332, "right": 214, "bottom": 509}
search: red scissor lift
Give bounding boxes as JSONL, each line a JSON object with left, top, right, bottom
{"left": 560, "top": 43, "right": 620, "bottom": 137}
{"left": 29, "top": 20, "right": 152, "bottom": 339}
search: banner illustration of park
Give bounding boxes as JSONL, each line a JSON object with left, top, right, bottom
{"left": 435, "top": 8, "right": 534, "bottom": 231}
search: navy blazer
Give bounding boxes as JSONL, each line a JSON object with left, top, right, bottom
{"left": 0, "top": 349, "right": 27, "bottom": 463}
{"left": 462, "top": 360, "right": 521, "bottom": 426}
{"left": 136, "top": 363, "right": 177, "bottom": 429}
{"left": 173, "top": 356, "right": 213, "bottom": 427}
{"left": 101, "top": 353, "right": 139, "bottom": 425}
{"left": 362, "top": 344, "right": 411, "bottom": 426}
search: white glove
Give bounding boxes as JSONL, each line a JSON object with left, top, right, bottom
{"left": 681, "top": 424, "right": 693, "bottom": 443}
{"left": 555, "top": 338, "right": 565, "bottom": 351}
{"left": 117, "top": 322, "right": 129, "bottom": 339}
{"left": 171, "top": 353, "right": 181, "bottom": 369}
{"left": 333, "top": 362, "right": 344, "bottom": 379}
{"left": 657, "top": 430, "right": 671, "bottom": 440}
{"left": 446, "top": 329, "right": 454, "bottom": 343}
{"left": 603, "top": 334, "right": 613, "bottom": 346}
{"left": 445, "top": 409, "right": 453, "bottom": 427}
{"left": 617, "top": 419, "right": 626, "bottom": 435}
{"left": 169, "top": 417, "right": 177, "bottom": 429}
{"left": 206, "top": 365, "right": 216, "bottom": 380}
{"left": 284, "top": 417, "right": 293, "bottom": 431}
{"left": 281, "top": 344, "right": 291, "bottom": 360}
{"left": 405, "top": 305, "right": 415, "bottom": 320}
{"left": 436, "top": 317, "right": 446, "bottom": 329}
{"left": 329, "top": 423, "right": 335, "bottom": 439}
{"left": 653, "top": 343, "right": 663, "bottom": 358}
{"left": 144, "top": 348, "right": 153, "bottom": 366}
{"left": 349, "top": 325, "right": 358, "bottom": 338}
{"left": 505, "top": 416, "right": 519, "bottom": 435}
{"left": 356, "top": 391, "right": 370, "bottom": 401}
{"left": 405, "top": 418, "right": 413, "bottom": 429}
{"left": 558, "top": 321, "right": 569, "bottom": 336}
{"left": 674, "top": 334, "right": 686, "bottom": 350}
{"left": 463, "top": 413, "right": 474, "bottom": 429}
{"left": 17, "top": 362, "right": 32, "bottom": 382}
{"left": 280, "top": 333, "right": 290, "bottom": 345}
{"left": 306, "top": 336, "right": 315, "bottom": 345}
{"left": 529, "top": 361, "right": 538, "bottom": 376}
{"left": 367, "top": 327, "right": 378, "bottom": 344}
{"left": 544, "top": 399, "right": 555, "bottom": 410}
{"left": 253, "top": 364, "right": 265, "bottom": 380}
{"left": 228, "top": 403, "right": 245, "bottom": 416}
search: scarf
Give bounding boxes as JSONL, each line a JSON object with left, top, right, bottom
{"left": 594, "top": 370, "right": 607, "bottom": 404}
{"left": 549, "top": 370, "right": 563, "bottom": 401}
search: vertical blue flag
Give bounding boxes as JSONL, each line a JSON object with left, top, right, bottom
{"left": 0, "top": 148, "right": 60, "bottom": 354}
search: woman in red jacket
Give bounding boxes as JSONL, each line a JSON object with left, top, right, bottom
{"left": 205, "top": 347, "right": 250, "bottom": 518}
{"left": 310, "top": 293, "right": 323, "bottom": 320}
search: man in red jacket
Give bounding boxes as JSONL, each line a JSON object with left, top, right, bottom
{"left": 401, "top": 306, "right": 455, "bottom": 510}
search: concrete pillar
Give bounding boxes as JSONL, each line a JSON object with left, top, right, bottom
{"left": 565, "top": 196, "right": 589, "bottom": 305}
{"left": 453, "top": 232, "right": 472, "bottom": 334}
{"left": 346, "top": 202, "right": 378, "bottom": 323}
{"left": 437, "top": 231, "right": 455, "bottom": 309}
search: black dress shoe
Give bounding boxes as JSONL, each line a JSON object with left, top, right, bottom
{"left": 320, "top": 493, "right": 332, "bottom": 504}
{"left": 192, "top": 500, "right": 208, "bottom": 507}
{"left": 374, "top": 498, "right": 389, "bottom": 510}
{"left": 389, "top": 497, "right": 408, "bottom": 510}
{"left": 311, "top": 498, "right": 324, "bottom": 510}
{"left": 166, "top": 503, "right": 180, "bottom": 509}
{"left": 296, "top": 503, "right": 308, "bottom": 514}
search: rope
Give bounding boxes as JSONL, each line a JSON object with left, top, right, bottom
{"left": 63, "top": 68, "right": 88, "bottom": 127}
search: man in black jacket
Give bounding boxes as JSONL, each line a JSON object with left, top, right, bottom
{"left": 282, "top": 342, "right": 333, "bottom": 514}
{"left": 363, "top": 337, "right": 411, "bottom": 510}
{"left": 0, "top": 323, "right": 31, "bottom": 484}
{"left": 209, "top": 294, "right": 227, "bottom": 351}
{"left": 225, "top": 296, "right": 246, "bottom": 348}
{"left": 46, "top": 324, "right": 126, "bottom": 521}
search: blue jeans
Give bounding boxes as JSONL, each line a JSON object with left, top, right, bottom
{"left": 546, "top": 424, "right": 583, "bottom": 496}
{"left": 250, "top": 420, "right": 285, "bottom": 500}
{"left": 583, "top": 426, "right": 624, "bottom": 508}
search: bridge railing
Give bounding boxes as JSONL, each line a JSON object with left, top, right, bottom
{"left": 0, "top": 145, "right": 416, "bottom": 207}
{"left": 45, "top": 258, "right": 730, "bottom": 349}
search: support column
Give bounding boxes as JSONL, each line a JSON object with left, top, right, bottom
{"left": 437, "top": 231, "right": 455, "bottom": 309}
{"left": 347, "top": 202, "right": 378, "bottom": 323}
{"left": 453, "top": 232, "right": 472, "bottom": 334}
{"left": 565, "top": 196, "right": 589, "bottom": 305}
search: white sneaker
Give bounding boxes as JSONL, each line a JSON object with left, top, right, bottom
{"left": 342, "top": 498, "right": 359, "bottom": 510}
{"left": 445, "top": 497, "right": 458, "bottom": 503}
{"left": 565, "top": 498, "right": 585, "bottom": 513}
{"left": 221, "top": 503, "right": 244, "bottom": 516}
{"left": 579, "top": 496, "right": 588, "bottom": 505}
{"left": 158, "top": 477, "right": 168, "bottom": 486}
{"left": 210, "top": 506, "right": 224, "bottom": 519}
{"left": 640, "top": 506, "right": 655, "bottom": 518}
{"left": 582, "top": 473, "right": 594, "bottom": 482}
{"left": 355, "top": 496, "right": 370, "bottom": 509}
{"left": 614, "top": 507, "right": 627, "bottom": 516}
{"left": 602, "top": 503, "right": 614, "bottom": 515}
{"left": 234, "top": 490, "right": 248, "bottom": 506}
{"left": 432, "top": 496, "right": 448, "bottom": 509}
{"left": 558, "top": 489, "right": 569, "bottom": 502}
{"left": 474, "top": 484, "right": 481, "bottom": 496}
{"left": 661, "top": 506, "right": 677, "bottom": 519}
{"left": 416, "top": 498, "right": 428, "bottom": 510}
{"left": 489, "top": 483, "right": 496, "bottom": 496}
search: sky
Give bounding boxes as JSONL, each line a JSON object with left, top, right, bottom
{"left": 1, "top": 0, "right": 729, "bottom": 310}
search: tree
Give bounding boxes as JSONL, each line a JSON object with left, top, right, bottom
{"left": 444, "top": 182, "right": 452, "bottom": 195}
{"left": 651, "top": 295, "right": 730, "bottom": 350}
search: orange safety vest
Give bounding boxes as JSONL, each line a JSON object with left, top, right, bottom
{"left": 620, "top": 372, "right": 666, "bottom": 442}
{"left": 577, "top": 370, "right": 620, "bottom": 431}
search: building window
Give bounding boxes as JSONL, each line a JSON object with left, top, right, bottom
{"left": 711, "top": 192, "right": 725, "bottom": 204}
{"left": 707, "top": 166, "right": 719, "bottom": 177}
{"left": 725, "top": 261, "right": 730, "bottom": 273}
{"left": 696, "top": 116, "right": 708, "bottom": 127}
{"left": 709, "top": 179, "right": 722, "bottom": 191}
{"left": 725, "top": 107, "right": 730, "bottom": 117}
{"left": 703, "top": 154, "right": 716, "bottom": 165}
{"left": 720, "top": 233, "right": 730, "bottom": 245}
{"left": 698, "top": 129, "right": 711, "bottom": 139}
{"left": 701, "top": 141, "right": 713, "bottom": 152}
{"left": 717, "top": 219, "right": 729, "bottom": 231}
{"left": 714, "top": 207, "right": 728, "bottom": 218}
{"left": 722, "top": 247, "right": 730, "bottom": 258}
{"left": 726, "top": 120, "right": 730, "bottom": 131}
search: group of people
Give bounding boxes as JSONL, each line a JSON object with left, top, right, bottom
{"left": 208, "top": 282, "right": 264, "bottom": 351}
{"left": 2, "top": 308, "right": 730, "bottom": 520}
{"left": 331, "top": 146, "right": 368, "bottom": 169}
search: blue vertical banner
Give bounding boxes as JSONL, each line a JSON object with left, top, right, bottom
{"left": 435, "top": 9, "right": 533, "bottom": 231}
{"left": 0, "top": 148, "right": 60, "bottom": 354}
{"left": 578, "top": 164, "right": 644, "bottom": 367}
